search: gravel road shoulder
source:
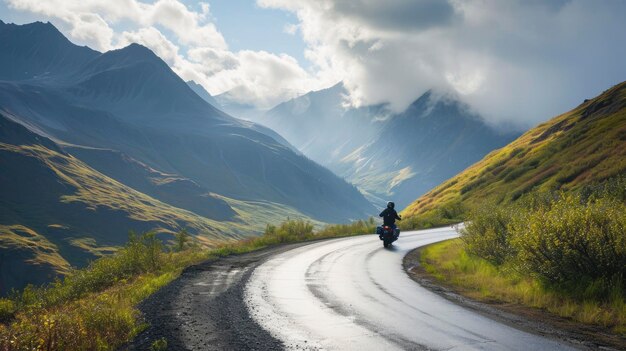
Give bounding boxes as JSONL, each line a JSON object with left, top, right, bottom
{"left": 121, "top": 242, "right": 314, "bottom": 350}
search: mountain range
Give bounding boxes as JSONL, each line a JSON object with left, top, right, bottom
{"left": 0, "top": 20, "right": 374, "bottom": 293}
{"left": 256, "top": 83, "right": 520, "bottom": 207}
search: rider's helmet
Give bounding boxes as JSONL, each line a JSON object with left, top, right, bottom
{"left": 387, "top": 201, "right": 395, "bottom": 209}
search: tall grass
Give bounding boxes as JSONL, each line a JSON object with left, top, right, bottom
{"left": 0, "top": 218, "right": 376, "bottom": 350}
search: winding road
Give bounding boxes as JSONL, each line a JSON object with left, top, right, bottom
{"left": 244, "top": 227, "right": 575, "bottom": 350}
{"left": 131, "top": 227, "right": 582, "bottom": 350}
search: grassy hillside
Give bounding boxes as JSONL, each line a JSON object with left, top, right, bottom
{"left": 402, "top": 81, "right": 626, "bottom": 220}
{"left": 0, "top": 115, "right": 320, "bottom": 294}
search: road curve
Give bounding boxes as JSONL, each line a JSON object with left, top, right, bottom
{"left": 244, "top": 227, "right": 577, "bottom": 350}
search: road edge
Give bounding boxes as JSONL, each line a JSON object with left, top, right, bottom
{"left": 120, "top": 240, "right": 320, "bottom": 350}
{"left": 402, "top": 240, "right": 624, "bottom": 351}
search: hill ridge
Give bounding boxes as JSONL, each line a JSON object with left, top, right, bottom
{"left": 402, "top": 80, "right": 626, "bottom": 218}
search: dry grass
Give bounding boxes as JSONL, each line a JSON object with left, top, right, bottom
{"left": 421, "top": 239, "right": 626, "bottom": 335}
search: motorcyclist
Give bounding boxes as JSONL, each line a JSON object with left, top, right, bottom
{"left": 379, "top": 201, "right": 401, "bottom": 239}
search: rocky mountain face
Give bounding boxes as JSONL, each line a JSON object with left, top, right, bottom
{"left": 258, "top": 84, "right": 519, "bottom": 207}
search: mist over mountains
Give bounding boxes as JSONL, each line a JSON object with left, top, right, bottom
{"left": 0, "top": 20, "right": 374, "bottom": 293}
{"left": 256, "top": 83, "right": 520, "bottom": 207}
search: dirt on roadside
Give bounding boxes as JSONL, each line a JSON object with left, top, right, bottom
{"left": 120, "top": 242, "right": 314, "bottom": 351}
{"left": 403, "top": 246, "right": 626, "bottom": 351}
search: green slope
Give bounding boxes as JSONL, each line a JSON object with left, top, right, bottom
{"left": 0, "top": 115, "right": 318, "bottom": 293}
{"left": 402, "top": 81, "right": 626, "bottom": 219}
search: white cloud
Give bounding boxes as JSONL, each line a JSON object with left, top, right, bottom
{"left": 5, "top": 0, "right": 227, "bottom": 50}
{"left": 5, "top": 0, "right": 115, "bottom": 50}
{"left": 4, "top": 0, "right": 324, "bottom": 109}
{"left": 283, "top": 23, "right": 298, "bottom": 35}
{"left": 180, "top": 48, "right": 320, "bottom": 108}
{"left": 259, "top": 0, "right": 626, "bottom": 127}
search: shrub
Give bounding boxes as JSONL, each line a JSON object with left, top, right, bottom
{"left": 510, "top": 195, "right": 626, "bottom": 297}
{"left": 399, "top": 213, "right": 457, "bottom": 230}
{"left": 463, "top": 175, "right": 626, "bottom": 300}
{"left": 173, "top": 229, "right": 190, "bottom": 252}
{"left": 150, "top": 337, "right": 168, "bottom": 351}
{"left": 6, "top": 231, "right": 167, "bottom": 316}
{"left": 0, "top": 229, "right": 201, "bottom": 351}
{"left": 462, "top": 203, "right": 515, "bottom": 266}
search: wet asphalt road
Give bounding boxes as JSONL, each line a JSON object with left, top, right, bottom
{"left": 244, "top": 227, "right": 578, "bottom": 350}
{"left": 129, "top": 227, "right": 582, "bottom": 350}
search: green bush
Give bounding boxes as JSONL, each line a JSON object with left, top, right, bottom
{"left": 399, "top": 214, "right": 457, "bottom": 230}
{"left": 7, "top": 230, "right": 167, "bottom": 314}
{"left": 173, "top": 229, "right": 190, "bottom": 252}
{"left": 400, "top": 200, "right": 464, "bottom": 231}
{"left": 150, "top": 337, "right": 168, "bottom": 351}
{"left": 511, "top": 195, "right": 626, "bottom": 295}
{"left": 264, "top": 219, "right": 314, "bottom": 242}
{"left": 462, "top": 203, "right": 515, "bottom": 266}
{"left": 463, "top": 178, "right": 626, "bottom": 300}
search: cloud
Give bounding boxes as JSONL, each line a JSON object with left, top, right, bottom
{"left": 4, "top": 0, "right": 323, "bottom": 109}
{"left": 283, "top": 23, "right": 298, "bottom": 35}
{"left": 7, "top": 0, "right": 626, "bottom": 124}
{"left": 182, "top": 49, "right": 319, "bottom": 108}
{"left": 330, "top": 0, "right": 457, "bottom": 32}
{"left": 259, "top": 0, "right": 626, "bottom": 127}
{"left": 5, "top": 0, "right": 115, "bottom": 50}
{"left": 4, "top": 0, "right": 227, "bottom": 50}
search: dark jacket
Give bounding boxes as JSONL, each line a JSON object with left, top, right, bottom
{"left": 379, "top": 208, "right": 401, "bottom": 226}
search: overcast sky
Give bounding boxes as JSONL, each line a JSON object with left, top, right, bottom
{"left": 2, "top": 0, "right": 626, "bottom": 127}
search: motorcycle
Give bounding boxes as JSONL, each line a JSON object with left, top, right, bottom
{"left": 376, "top": 225, "right": 400, "bottom": 248}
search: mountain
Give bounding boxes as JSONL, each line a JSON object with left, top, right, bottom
{"left": 402, "top": 81, "right": 626, "bottom": 219}
{"left": 260, "top": 84, "right": 519, "bottom": 207}
{"left": 186, "top": 80, "right": 220, "bottom": 108}
{"left": 0, "top": 20, "right": 98, "bottom": 81}
{"left": 186, "top": 80, "right": 298, "bottom": 152}
{"left": 0, "top": 21, "right": 373, "bottom": 221}
{"left": 338, "top": 92, "right": 519, "bottom": 207}
{"left": 0, "top": 114, "right": 244, "bottom": 292}
{"left": 0, "top": 21, "right": 375, "bottom": 293}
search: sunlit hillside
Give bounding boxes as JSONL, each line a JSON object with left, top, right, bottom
{"left": 402, "top": 81, "right": 626, "bottom": 219}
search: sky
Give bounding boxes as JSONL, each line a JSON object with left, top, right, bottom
{"left": 2, "top": 0, "right": 626, "bottom": 128}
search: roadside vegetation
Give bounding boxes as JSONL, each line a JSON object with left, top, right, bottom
{"left": 0, "top": 218, "right": 376, "bottom": 350}
{"left": 420, "top": 176, "right": 626, "bottom": 335}
{"left": 399, "top": 200, "right": 463, "bottom": 230}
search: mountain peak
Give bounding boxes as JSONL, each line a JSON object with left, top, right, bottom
{"left": 0, "top": 21, "right": 99, "bottom": 80}
{"left": 106, "top": 43, "right": 161, "bottom": 64}
{"left": 123, "top": 42, "right": 155, "bottom": 54}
